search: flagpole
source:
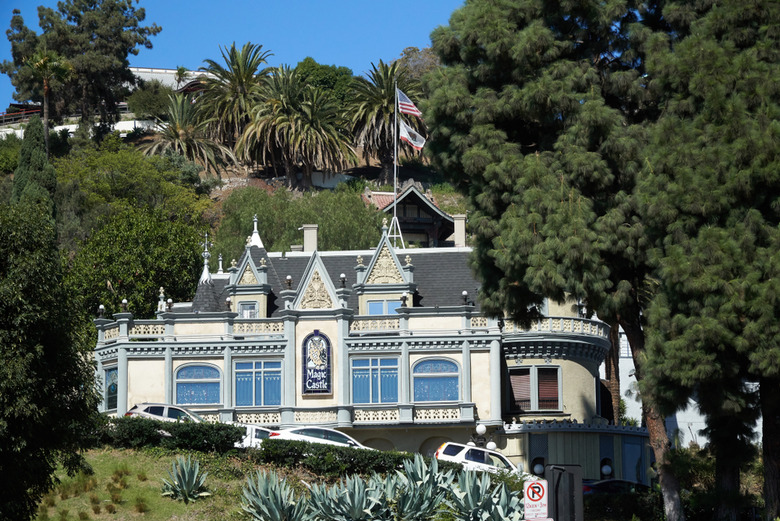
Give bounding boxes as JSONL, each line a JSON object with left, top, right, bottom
{"left": 393, "top": 82, "right": 398, "bottom": 246}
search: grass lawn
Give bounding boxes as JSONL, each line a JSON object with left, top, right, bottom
{"left": 34, "top": 447, "right": 314, "bottom": 521}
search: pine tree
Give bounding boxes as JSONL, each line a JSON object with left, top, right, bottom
{"left": 1, "top": 0, "right": 161, "bottom": 130}
{"left": 11, "top": 116, "right": 56, "bottom": 205}
{"left": 640, "top": 0, "right": 780, "bottom": 518}
{"left": 0, "top": 120, "right": 99, "bottom": 520}
{"left": 426, "top": 0, "right": 684, "bottom": 517}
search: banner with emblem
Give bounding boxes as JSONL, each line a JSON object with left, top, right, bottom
{"left": 302, "top": 330, "right": 332, "bottom": 394}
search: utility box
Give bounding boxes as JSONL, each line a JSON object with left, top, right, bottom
{"left": 543, "top": 464, "right": 583, "bottom": 521}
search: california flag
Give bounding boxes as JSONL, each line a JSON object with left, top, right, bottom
{"left": 399, "top": 118, "right": 426, "bottom": 150}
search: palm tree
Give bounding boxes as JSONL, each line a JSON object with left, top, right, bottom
{"left": 349, "top": 60, "right": 423, "bottom": 185}
{"left": 291, "top": 87, "right": 356, "bottom": 188}
{"left": 174, "top": 65, "right": 188, "bottom": 90}
{"left": 24, "top": 48, "right": 72, "bottom": 157}
{"left": 197, "top": 42, "right": 272, "bottom": 149}
{"left": 239, "top": 67, "right": 356, "bottom": 189}
{"left": 238, "top": 66, "right": 304, "bottom": 186}
{"left": 139, "top": 93, "right": 235, "bottom": 176}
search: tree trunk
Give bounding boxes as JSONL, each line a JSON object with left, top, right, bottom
{"left": 715, "top": 448, "right": 740, "bottom": 521}
{"left": 605, "top": 321, "right": 621, "bottom": 424}
{"left": 762, "top": 375, "right": 780, "bottom": 521}
{"left": 621, "top": 314, "right": 685, "bottom": 521}
{"left": 42, "top": 80, "right": 50, "bottom": 158}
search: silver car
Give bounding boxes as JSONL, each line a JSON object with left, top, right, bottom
{"left": 124, "top": 403, "right": 204, "bottom": 423}
{"left": 268, "top": 426, "right": 371, "bottom": 449}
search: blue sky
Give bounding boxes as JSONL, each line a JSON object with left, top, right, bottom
{"left": 0, "top": 0, "right": 464, "bottom": 110}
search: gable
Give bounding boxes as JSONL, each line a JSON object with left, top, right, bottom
{"left": 366, "top": 244, "right": 404, "bottom": 284}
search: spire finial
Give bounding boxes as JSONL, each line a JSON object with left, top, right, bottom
{"left": 249, "top": 214, "right": 265, "bottom": 248}
{"left": 199, "top": 232, "right": 213, "bottom": 284}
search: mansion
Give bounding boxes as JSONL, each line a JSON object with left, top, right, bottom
{"left": 94, "top": 217, "right": 651, "bottom": 483}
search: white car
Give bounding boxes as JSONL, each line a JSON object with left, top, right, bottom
{"left": 434, "top": 442, "right": 527, "bottom": 476}
{"left": 268, "top": 426, "right": 371, "bottom": 449}
{"left": 232, "top": 423, "right": 274, "bottom": 449}
{"left": 124, "top": 403, "right": 204, "bottom": 423}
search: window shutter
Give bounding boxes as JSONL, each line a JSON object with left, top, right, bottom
{"left": 537, "top": 368, "right": 559, "bottom": 409}
{"left": 510, "top": 369, "right": 531, "bottom": 411}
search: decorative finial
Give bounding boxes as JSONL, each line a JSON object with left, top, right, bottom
{"left": 285, "top": 275, "right": 293, "bottom": 289}
{"left": 217, "top": 254, "right": 224, "bottom": 274}
{"left": 199, "top": 232, "right": 213, "bottom": 284}
{"left": 98, "top": 304, "right": 105, "bottom": 318}
{"left": 248, "top": 214, "right": 265, "bottom": 248}
{"left": 405, "top": 255, "right": 412, "bottom": 266}
{"left": 260, "top": 258, "right": 267, "bottom": 266}
{"left": 231, "top": 258, "right": 237, "bottom": 268}
{"left": 382, "top": 217, "right": 388, "bottom": 228}
{"left": 356, "top": 255, "right": 364, "bottom": 266}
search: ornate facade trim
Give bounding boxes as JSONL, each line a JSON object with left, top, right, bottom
{"left": 294, "top": 409, "right": 338, "bottom": 424}
{"left": 236, "top": 412, "right": 281, "bottom": 425}
{"left": 414, "top": 406, "right": 461, "bottom": 422}
{"left": 353, "top": 408, "right": 400, "bottom": 423}
{"left": 366, "top": 245, "right": 404, "bottom": 284}
{"left": 239, "top": 264, "right": 258, "bottom": 285}
{"left": 503, "top": 418, "right": 648, "bottom": 436}
{"left": 300, "top": 270, "right": 334, "bottom": 309}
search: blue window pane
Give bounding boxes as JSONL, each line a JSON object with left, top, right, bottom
{"left": 105, "top": 368, "right": 118, "bottom": 410}
{"left": 236, "top": 362, "right": 253, "bottom": 370}
{"left": 352, "top": 368, "right": 371, "bottom": 403}
{"left": 380, "top": 368, "right": 398, "bottom": 403}
{"left": 264, "top": 372, "right": 281, "bottom": 405}
{"left": 177, "top": 382, "right": 220, "bottom": 404}
{"left": 380, "top": 359, "right": 398, "bottom": 367}
{"left": 414, "top": 360, "right": 458, "bottom": 374}
{"left": 414, "top": 376, "right": 459, "bottom": 401}
{"left": 387, "top": 301, "right": 402, "bottom": 314}
{"left": 265, "top": 361, "right": 282, "bottom": 369}
{"left": 353, "top": 359, "right": 370, "bottom": 368}
{"left": 367, "top": 301, "right": 384, "bottom": 315}
{"left": 177, "top": 365, "right": 220, "bottom": 380}
{"left": 235, "top": 372, "right": 252, "bottom": 406}
{"left": 371, "top": 368, "right": 379, "bottom": 402}
{"left": 255, "top": 372, "right": 264, "bottom": 406}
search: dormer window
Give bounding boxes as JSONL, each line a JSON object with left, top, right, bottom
{"left": 367, "top": 300, "right": 402, "bottom": 315}
{"left": 239, "top": 301, "right": 258, "bottom": 319}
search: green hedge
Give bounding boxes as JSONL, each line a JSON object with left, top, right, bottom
{"left": 106, "top": 417, "right": 244, "bottom": 453}
{"left": 250, "top": 438, "right": 462, "bottom": 477}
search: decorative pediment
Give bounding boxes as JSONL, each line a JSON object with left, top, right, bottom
{"left": 366, "top": 244, "right": 404, "bottom": 284}
{"left": 238, "top": 264, "right": 258, "bottom": 285}
{"left": 300, "top": 270, "right": 334, "bottom": 309}
{"left": 293, "top": 252, "right": 339, "bottom": 311}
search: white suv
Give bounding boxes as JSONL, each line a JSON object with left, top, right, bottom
{"left": 434, "top": 442, "right": 524, "bottom": 475}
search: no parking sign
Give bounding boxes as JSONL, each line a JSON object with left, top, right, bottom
{"left": 524, "top": 479, "right": 549, "bottom": 520}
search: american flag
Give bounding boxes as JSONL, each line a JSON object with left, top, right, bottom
{"left": 397, "top": 88, "right": 422, "bottom": 118}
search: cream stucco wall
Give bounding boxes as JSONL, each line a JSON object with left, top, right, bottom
{"left": 546, "top": 297, "right": 579, "bottom": 317}
{"left": 173, "top": 322, "right": 224, "bottom": 336}
{"left": 470, "top": 351, "right": 492, "bottom": 417}
{"left": 407, "top": 315, "right": 461, "bottom": 330}
{"left": 127, "top": 359, "right": 165, "bottom": 406}
{"left": 295, "top": 320, "right": 339, "bottom": 406}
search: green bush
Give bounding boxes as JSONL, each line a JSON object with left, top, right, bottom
{"left": 106, "top": 417, "right": 244, "bottom": 453}
{"left": 251, "top": 439, "right": 461, "bottom": 478}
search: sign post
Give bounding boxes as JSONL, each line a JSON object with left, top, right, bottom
{"left": 524, "top": 479, "right": 551, "bottom": 520}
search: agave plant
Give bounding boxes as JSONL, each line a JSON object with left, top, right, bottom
{"left": 391, "top": 454, "right": 453, "bottom": 521}
{"left": 447, "top": 470, "right": 524, "bottom": 521}
{"left": 308, "top": 474, "right": 391, "bottom": 521}
{"left": 242, "top": 469, "right": 313, "bottom": 521}
{"left": 160, "top": 456, "right": 211, "bottom": 504}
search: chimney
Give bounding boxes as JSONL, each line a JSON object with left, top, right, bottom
{"left": 453, "top": 214, "right": 466, "bottom": 247}
{"left": 302, "top": 224, "right": 318, "bottom": 252}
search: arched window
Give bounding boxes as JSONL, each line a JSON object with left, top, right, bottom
{"left": 413, "top": 359, "right": 459, "bottom": 402}
{"left": 176, "top": 365, "right": 221, "bottom": 405}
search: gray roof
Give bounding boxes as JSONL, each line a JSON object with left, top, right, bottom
{"left": 188, "top": 240, "right": 480, "bottom": 315}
